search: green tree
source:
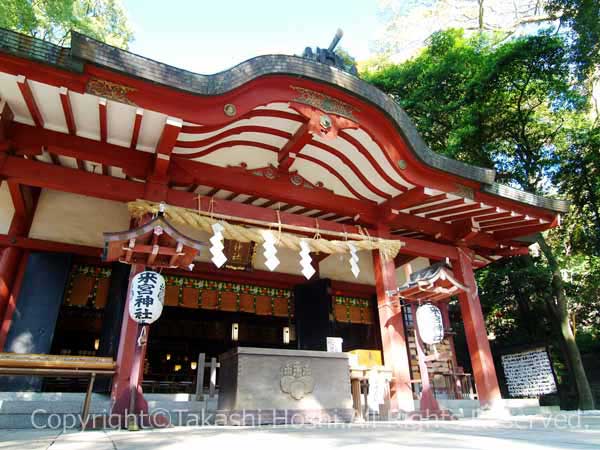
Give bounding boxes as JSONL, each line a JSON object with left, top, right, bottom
{"left": 546, "top": 0, "right": 600, "bottom": 81}
{"left": 0, "top": 0, "right": 132, "bottom": 48}
{"left": 555, "top": 121, "right": 600, "bottom": 254}
{"left": 364, "top": 29, "right": 596, "bottom": 409}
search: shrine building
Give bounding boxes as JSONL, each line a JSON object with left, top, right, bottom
{"left": 0, "top": 28, "right": 567, "bottom": 423}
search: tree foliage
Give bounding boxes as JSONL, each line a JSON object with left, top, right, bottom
{"left": 0, "top": 0, "right": 133, "bottom": 48}
{"left": 546, "top": 0, "right": 600, "bottom": 80}
{"left": 364, "top": 26, "right": 598, "bottom": 409}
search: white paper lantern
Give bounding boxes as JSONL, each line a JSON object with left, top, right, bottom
{"left": 129, "top": 271, "right": 165, "bottom": 325}
{"left": 415, "top": 303, "right": 444, "bottom": 345}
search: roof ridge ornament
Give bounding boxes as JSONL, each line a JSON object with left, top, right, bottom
{"left": 301, "top": 28, "right": 358, "bottom": 76}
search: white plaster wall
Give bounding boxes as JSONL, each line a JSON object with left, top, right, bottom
{"left": 395, "top": 256, "right": 431, "bottom": 286}
{"left": 28, "top": 189, "right": 131, "bottom": 247}
{"left": 0, "top": 182, "right": 15, "bottom": 234}
{"left": 319, "top": 250, "right": 375, "bottom": 285}
{"left": 253, "top": 246, "right": 304, "bottom": 277}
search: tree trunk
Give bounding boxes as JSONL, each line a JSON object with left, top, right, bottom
{"left": 537, "top": 234, "right": 595, "bottom": 410}
{"left": 507, "top": 269, "right": 537, "bottom": 339}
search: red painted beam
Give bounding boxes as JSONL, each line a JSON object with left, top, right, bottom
{"left": 474, "top": 191, "right": 557, "bottom": 223}
{"left": 98, "top": 98, "right": 107, "bottom": 142}
{"left": 0, "top": 234, "right": 102, "bottom": 257}
{"left": 170, "top": 158, "right": 380, "bottom": 224}
{"left": 152, "top": 117, "right": 182, "bottom": 180}
{"left": 471, "top": 211, "right": 514, "bottom": 223}
{"left": 425, "top": 203, "right": 481, "bottom": 219}
{"left": 478, "top": 214, "right": 526, "bottom": 227}
{"left": 477, "top": 247, "right": 530, "bottom": 257}
{"left": 409, "top": 198, "right": 462, "bottom": 215}
{"left": 11, "top": 124, "right": 152, "bottom": 179}
{"left": 16, "top": 76, "right": 43, "bottom": 128}
{"left": 275, "top": 123, "right": 312, "bottom": 171}
{"left": 374, "top": 227, "right": 459, "bottom": 261}
{"left": 0, "top": 160, "right": 471, "bottom": 262}
{"left": 483, "top": 219, "right": 541, "bottom": 233}
{"left": 0, "top": 155, "right": 146, "bottom": 203}
{"left": 7, "top": 181, "right": 36, "bottom": 221}
{"left": 0, "top": 100, "right": 14, "bottom": 143}
{"left": 130, "top": 109, "right": 143, "bottom": 149}
{"left": 385, "top": 209, "right": 456, "bottom": 241}
{"left": 445, "top": 207, "right": 498, "bottom": 223}
{"left": 0, "top": 154, "right": 381, "bottom": 243}
{"left": 0, "top": 53, "right": 87, "bottom": 93}
{"left": 379, "top": 188, "right": 442, "bottom": 222}
{"left": 492, "top": 218, "right": 557, "bottom": 241}
{"left": 58, "top": 87, "right": 76, "bottom": 135}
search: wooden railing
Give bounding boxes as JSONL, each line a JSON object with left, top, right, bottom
{"left": 411, "top": 372, "right": 477, "bottom": 400}
{"left": 142, "top": 353, "right": 221, "bottom": 397}
{"left": 194, "top": 353, "right": 220, "bottom": 400}
{"left": 0, "top": 352, "right": 115, "bottom": 429}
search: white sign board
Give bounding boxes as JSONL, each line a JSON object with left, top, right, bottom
{"left": 326, "top": 337, "right": 343, "bottom": 353}
{"left": 501, "top": 348, "right": 557, "bottom": 398}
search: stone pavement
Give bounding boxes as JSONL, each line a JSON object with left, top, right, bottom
{"left": 0, "top": 415, "right": 599, "bottom": 450}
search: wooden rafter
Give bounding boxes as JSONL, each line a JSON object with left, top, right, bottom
{"left": 242, "top": 196, "right": 259, "bottom": 205}
{"left": 11, "top": 124, "right": 151, "bottom": 179}
{"left": 278, "top": 122, "right": 311, "bottom": 172}
{"left": 130, "top": 108, "right": 143, "bottom": 149}
{"left": 58, "top": 87, "right": 76, "bottom": 135}
{"left": 98, "top": 98, "right": 107, "bottom": 142}
{"left": 16, "top": 76, "right": 43, "bottom": 128}
{"left": 0, "top": 99, "right": 14, "bottom": 144}
{"left": 151, "top": 116, "right": 182, "bottom": 180}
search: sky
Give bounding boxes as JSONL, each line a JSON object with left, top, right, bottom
{"left": 122, "top": 0, "right": 381, "bottom": 74}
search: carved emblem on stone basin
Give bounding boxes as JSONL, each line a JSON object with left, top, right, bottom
{"left": 280, "top": 361, "right": 315, "bottom": 400}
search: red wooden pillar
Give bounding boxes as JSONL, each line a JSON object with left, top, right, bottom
{"left": 0, "top": 250, "right": 28, "bottom": 350}
{"left": 111, "top": 263, "right": 149, "bottom": 417}
{"left": 454, "top": 247, "right": 502, "bottom": 406}
{"left": 372, "top": 249, "right": 414, "bottom": 413}
{"left": 0, "top": 182, "right": 37, "bottom": 348}
{"left": 0, "top": 247, "right": 23, "bottom": 324}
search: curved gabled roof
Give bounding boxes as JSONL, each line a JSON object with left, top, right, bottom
{"left": 0, "top": 28, "right": 568, "bottom": 214}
